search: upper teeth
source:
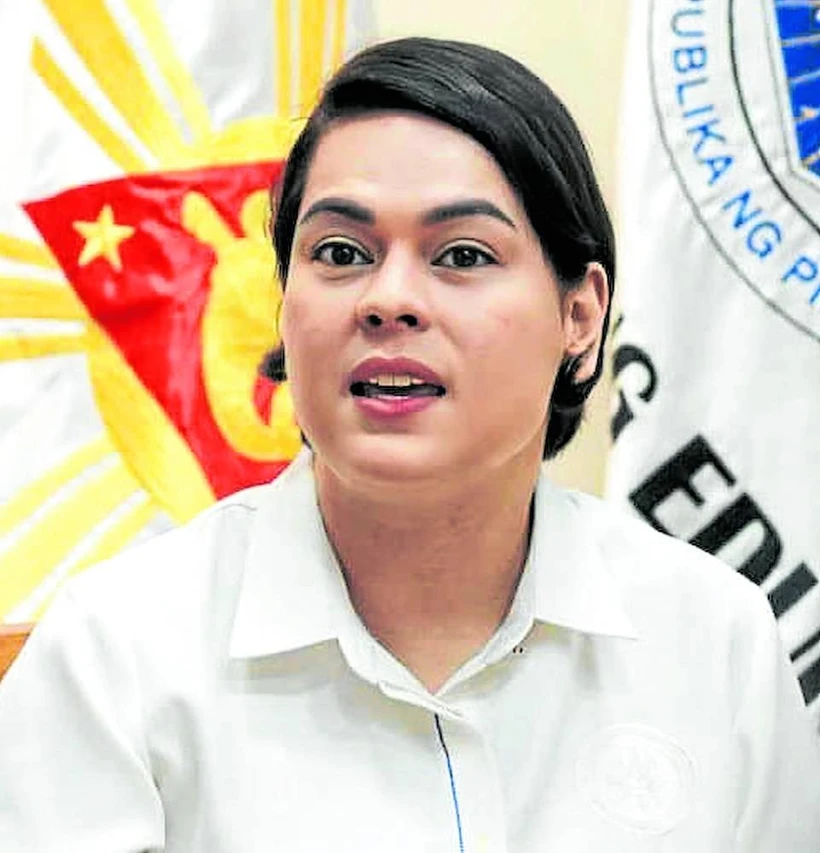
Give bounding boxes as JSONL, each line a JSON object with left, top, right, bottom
{"left": 367, "top": 374, "right": 426, "bottom": 387}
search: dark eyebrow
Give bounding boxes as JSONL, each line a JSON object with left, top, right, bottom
{"left": 297, "top": 196, "right": 517, "bottom": 230}
{"left": 422, "top": 199, "right": 516, "bottom": 229}
{"left": 298, "top": 197, "right": 374, "bottom": 226}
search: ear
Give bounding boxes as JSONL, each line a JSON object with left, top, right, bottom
{"left": 562, "top": 262, "right": 609, "bottom": 383}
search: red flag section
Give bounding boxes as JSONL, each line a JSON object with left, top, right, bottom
{"left": 25, "top": 162, "right": 291, "bottom": 499}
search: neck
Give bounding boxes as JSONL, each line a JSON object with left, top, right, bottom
{"left": 314, "top": 454, "right": 540, "bottom": 692}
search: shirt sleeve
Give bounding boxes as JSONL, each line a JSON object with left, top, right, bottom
{"left": 0, "top": 586, "right": 164, "bottom": 853}
{"left": 732, "top": 588, "right": 820, "bottom": 851}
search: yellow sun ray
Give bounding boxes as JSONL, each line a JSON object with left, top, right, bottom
{"left": 85, "top": 322, "right": 216, "bottom": 522}
{"left": 0, "top": 333, "right": 86, "bottom": 362}
{"left": 181, "top": 192, "right": 237, "bottom": 252}
{"left": 275, "top": 0, "right": 294, "bottom": 116}
{"left": 32, "top": 40, "right": 150, "bottom": 174}
{"left": 0, "top": 460, "right": 142, "bottom": 621}
{"left": 31, "top": 496, "right": 161, "bottom": 620}
{"left": 300, "top": 0, "right": 329, "bottom": 114}
{"left": 331, "top": 0, "right": 348, "bottom": 71}
{"left": 123, "top": 0, "right": 212, "bottom": 142}
{"left": 41, "top": 0, "right": 187, "bottom": 166}
{"left": 0, "top": 234, "right": 59, "bottom": 271}
{"left": 0, "top": 435, "right": 114, "bottom": 537}
{"left": 0, "top": 277, "right": 86, "bottom": 322}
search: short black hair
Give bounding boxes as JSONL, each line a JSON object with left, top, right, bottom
{"left": 270, "top": 37, "right": 615, "bottom": 458}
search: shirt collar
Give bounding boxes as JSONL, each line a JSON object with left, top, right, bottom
{"left": 228, "top": 449, "right": 352, "bottom": 659}
{"left": 229, "top": 453, "right": 638, "bottom": 660}
{"left": 527, "top": 470, "right": 638, "bottom": 640}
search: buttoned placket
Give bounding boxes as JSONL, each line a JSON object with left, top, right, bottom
{"left": 331, "top": 557, "right": 538, "bottom": 853}
{"left": 368, "top": 663, "right": 511, "bottom": 853}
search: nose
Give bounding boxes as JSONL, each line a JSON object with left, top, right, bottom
{"left": 354, "top": 250, "right": 430, "bottom": 334}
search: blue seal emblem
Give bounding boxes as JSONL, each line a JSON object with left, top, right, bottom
{"left": 650, "top": 0, "right": 820, "bottom": 342}
{"left": 773, "top": 1, "right": 820, "bottom": 182}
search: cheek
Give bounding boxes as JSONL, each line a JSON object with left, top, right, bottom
{"left": 279, "top": 295, "right": 328, "bottom": 432}
{"left": 280, "top": 283, "right": 310, "bottom": 339}
{"left": 459, "top": 306, "right": 565, "bottom": 446}
{"left": 280, "top": 298, "right": 329, "bottom": 418}
{"left": 281, "top": 287, "right": 336, "bottom": 361}
{"left": 466, "top": 302, "right": 565, "bottom": 388}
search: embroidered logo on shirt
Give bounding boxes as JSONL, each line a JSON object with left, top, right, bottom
{"left": 575, "top": 724, "right": 694, "bottom": 835}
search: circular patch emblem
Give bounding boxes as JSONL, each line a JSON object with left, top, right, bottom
{"left": 650, "top": 0, "right": 820, "bottom": 341}
{"left": 576, "top": 724, "right": 694, "bottom": 835}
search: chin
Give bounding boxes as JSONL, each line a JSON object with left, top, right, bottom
{"left": 316, "top": 432, "right": 463, "bottom": 490}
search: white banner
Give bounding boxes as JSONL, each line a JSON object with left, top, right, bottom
{"left": 608, "top": 0, "right": 820, "bottom": 726}
{"left": 0, "top": 0, "right": 371, "bottom": 623}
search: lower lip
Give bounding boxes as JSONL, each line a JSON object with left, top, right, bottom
{"left": 353, "top": 394, "right": 441, "bottom": 419}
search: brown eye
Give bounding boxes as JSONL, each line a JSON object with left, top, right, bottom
{"left": 312, "top": 240, "right": 372, "bottom": 267}
{"left": 434, "top": 244, "right": 497, "bottom": 269}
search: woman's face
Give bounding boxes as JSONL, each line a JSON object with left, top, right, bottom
{"left": 281, "top": 112, "right": 605, "bottom": 490}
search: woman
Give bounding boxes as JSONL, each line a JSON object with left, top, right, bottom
{"left": 1, "top": 37, "right": 819, "bottom": 852}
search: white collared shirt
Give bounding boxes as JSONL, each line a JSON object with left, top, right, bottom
{"left": 1, "top": 449, "right": 819, "bottom": 851}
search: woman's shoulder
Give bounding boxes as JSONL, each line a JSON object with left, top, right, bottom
{"left": 67, "top": 481, "right": 269, "bottom": 613}
{"left": 67, "top": 451, "right": 315, "bottom": 614}
{"left": 544, "top": 479, "right": 771, "bottom": 632}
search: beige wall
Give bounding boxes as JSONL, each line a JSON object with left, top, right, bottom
{"left": 371, "top": 0, "right": 630, "bottom": 494}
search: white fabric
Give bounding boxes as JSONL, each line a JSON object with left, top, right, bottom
{"left": 1, "top": 449, "right": 819, "bottom": 851}
{"left": 607, "top": 0, "right": 820, "bottom": 726}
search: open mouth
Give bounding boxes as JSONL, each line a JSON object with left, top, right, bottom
{"left": 350, "top": 375, "right": 446, "bottom": 399}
